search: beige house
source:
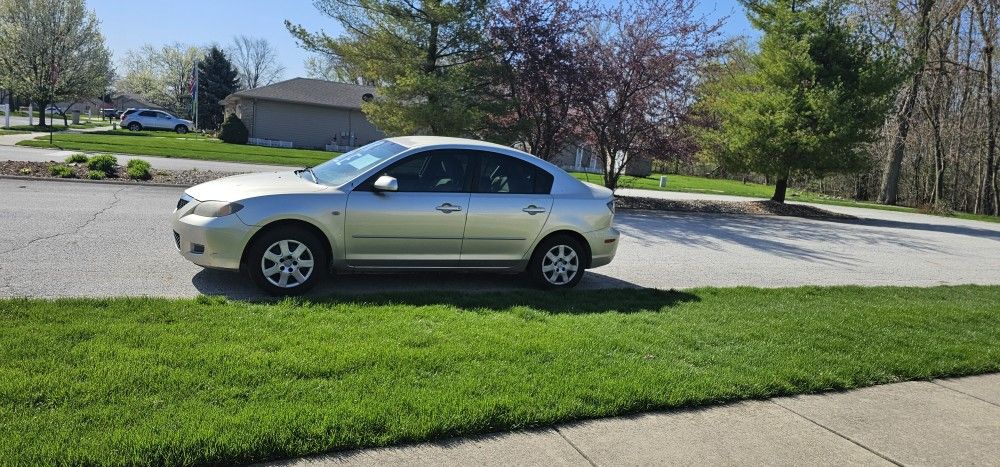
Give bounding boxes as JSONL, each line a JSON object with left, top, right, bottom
{"left": 111, "top": 93, "right": 166, "bottom": 112}
{"left": 51, "top": 97, "right": 109, "bottom": 115}
{"left": 550, "top": 142, "right": 653, "bottom": 177}
{"left": 221, "top": 78, "right": 384, "bottom": 150}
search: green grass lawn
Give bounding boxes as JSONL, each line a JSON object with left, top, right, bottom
{"left": 2, "top": 285, "right": 998, "bottom": 464}
{"left": 573, "top": 172, "right": 1000, "bottom": 223}
{"left": 0, "top": 129, "right": 28, "bottom": 136}
{"left": 17, "top": 131, "right": 339, "bottom": 166}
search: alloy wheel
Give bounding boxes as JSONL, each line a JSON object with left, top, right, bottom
{"left": 260, "top": 239, "right": 315, "bottom": 288}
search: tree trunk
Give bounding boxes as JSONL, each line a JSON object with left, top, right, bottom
{"left": 976, "top": 1, "right": 997, "bottom": 215}
{"left": 772, "top": 177, "right": 788, "bottom": 203}
{"left": 878, "top": 0, "right": 934, "bottom": 205}
{"left": 879, "top": 80, "right": 922, "bottom": 205}
{"left": 37, "top": 102, "right": 47, "bottom": 126}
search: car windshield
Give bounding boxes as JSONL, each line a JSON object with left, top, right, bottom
{"left": 309, "top": 140, "right": 407, "bottom": 186}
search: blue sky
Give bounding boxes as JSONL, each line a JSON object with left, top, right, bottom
{"left": 89, "top": 0, "right": 753, "bottom": 79}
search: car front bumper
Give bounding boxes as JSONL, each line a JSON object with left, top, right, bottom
{"left": 171, "top": 208, "right": 256, "bottom": 271}
{"left": 584, "top": 226, "right": 620, "bottom": 268}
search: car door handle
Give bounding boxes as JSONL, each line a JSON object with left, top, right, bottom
{"left": 522, "top": 205, "right": 547, "bottom": 215}
{"left": 436, "top": 203, "right": 462, "bottom": 213}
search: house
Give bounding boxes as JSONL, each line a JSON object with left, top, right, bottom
{"left": 550, "top": 142, "right": 653, "bottom": 177}
{"left": 111, "top": 93, "right": 166, "bottom": 112}
{"left": 221, "top": 78, "right": 384, "bottom": 151}
{"left": 51, "top": 98, "right": 109, "bottom": 116}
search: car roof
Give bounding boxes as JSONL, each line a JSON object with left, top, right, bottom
{"left": 386, "top": 135, "right": 513, "bottom": 152}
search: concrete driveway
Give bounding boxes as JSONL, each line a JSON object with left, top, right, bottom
{"left": 1, "top": 178, "right": 998, "bottom": 298}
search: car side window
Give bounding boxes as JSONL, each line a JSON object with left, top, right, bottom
{"left": 368, "top": 151, "right": 470, "bottom": 193}
{"left": 158, "top": 112, "right": 171, "bottom": 119}
{"left": 138, "top": 111, "right": 156, "bottom": 117}
{"left": 475, "top": 153, "right": 554, "bottom": 194}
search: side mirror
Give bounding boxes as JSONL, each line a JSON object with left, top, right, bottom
{"left": 373, "top": 175, "right": 398, "bottom": 192}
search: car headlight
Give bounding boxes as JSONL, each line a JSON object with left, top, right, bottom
{"left": 193, "top": 201, "right": 244, "bottom": 217}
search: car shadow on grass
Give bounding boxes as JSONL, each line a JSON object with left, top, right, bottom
{"left": 190, "top": 268, "right": 697, "bottom": 314}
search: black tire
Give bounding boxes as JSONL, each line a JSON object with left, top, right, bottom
{"left": 175, "top": 125, "right": 188, "bottom": 134}
{"left": 527, "top": 234, "right": 586, "bottom": 289}
{"left": 128, "top": 122, "right": 142, "bottom": 131}
{"left": 245, "top": 226, "right": 328, "bottom": 295}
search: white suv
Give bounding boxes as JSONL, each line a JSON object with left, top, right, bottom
{"left": 123, "top": 110, "right": 193, "bottom": 133}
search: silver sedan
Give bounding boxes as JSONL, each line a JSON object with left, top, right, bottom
{"left": 171, "top": 136, "right": 620, "bottom": 294}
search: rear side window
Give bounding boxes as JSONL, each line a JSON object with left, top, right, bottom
{"left": 138, "top": 111, "right": 156, "bottom": 117}
{"left": 475, "top": 153, "right": 554, "bottom": 194}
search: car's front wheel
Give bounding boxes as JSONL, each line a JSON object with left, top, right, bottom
{"left": 175, "top": 125, "right": 188, "bottom": 134}
{"left": 246, "top": 227, "right": 327, "bottom": 295}
{"left": 528, "top": 234, "right": 586, "bottom": 289}
{"left": 128, "top": 122, "right": 141, "bottom": 131}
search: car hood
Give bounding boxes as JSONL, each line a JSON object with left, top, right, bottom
{"left": 185, "top": 171, "right": 325, "bottom": 202}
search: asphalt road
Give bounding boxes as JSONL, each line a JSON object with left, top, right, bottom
{"left": 2, "top": 178, "right": 999, "bottom": 298}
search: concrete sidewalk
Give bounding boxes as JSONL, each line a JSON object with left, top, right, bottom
{"left": 273, "top": 373, "right": 1000, "bottom": 466}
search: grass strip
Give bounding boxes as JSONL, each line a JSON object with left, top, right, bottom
{"left": 1, "top": 285, "right": 998, "bottom": 464}
{"left": 17, "top": 132, "right": 337, "bottom": 166}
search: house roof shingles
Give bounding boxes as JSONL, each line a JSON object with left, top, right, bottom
{"left": 223, "top": 78, "right": 375, "bottom": 110}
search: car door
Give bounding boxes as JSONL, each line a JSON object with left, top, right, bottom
{"left": 155, "top": 112, "right": 175, "bottom": 129}
{"left": 461, "top": 152, "right": 555, "bottom": 268}
{"left": 344, "top": 150, "right": 472, "bottom": 267}
{"left": 136, "top": 110, "right": 157, "bottom": 127}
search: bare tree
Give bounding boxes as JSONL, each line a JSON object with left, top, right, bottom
{"left": 973, "top": 0, "right": 997, "bottom": 215}
{"left": 229, "top": 35, "right": 285, "bottom": 90}
{"left": 878, "top": 0, "right": 937, "bottom": 205}
{"left": 577, "top": 0, "right": 722, "bottom": 189}
{"left": 117, "top": 43, "right": 203, "bottom": 117}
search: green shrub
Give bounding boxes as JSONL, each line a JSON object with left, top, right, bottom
{"left": 86, "top": 170, "right": 106, "bottom": 180}
{"left": 65, "top": 153, "right": 89, "bottom": 164}
{"left": 126, "top": 159, "right": 152, "bottom": 180}
{"left": 86, "top": 154, "right": 118, "bottom": 175}
{"left": 218, "top": 113, "right": 248, "bottom": 144}
{"left": 49, "top": 164, "right": 75, "bottom": 178}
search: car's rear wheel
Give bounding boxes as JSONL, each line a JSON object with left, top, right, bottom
{"left": 128, "top": 122, "right": 141, "bottom": 131}
{"left": 246, "top": 227, "right": 327, "bottom": 295}
{"left": 528, "top": 234, "right": 586, "bottom": 289}
{"left": 175, "top": 125, "right": 188, "bottom": 134}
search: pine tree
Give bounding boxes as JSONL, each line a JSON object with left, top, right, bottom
{"left": 697, "top": 0, "right": 903, "bottom": 202}
{"left": 196, "top": 47, "right": 240, "bottom": 130}
{"left": 287, "top": 0, "right": 498, "bottom": 136}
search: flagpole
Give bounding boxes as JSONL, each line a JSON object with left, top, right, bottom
{"left": 193, "top": 62, "right": 199, "bottom": 131}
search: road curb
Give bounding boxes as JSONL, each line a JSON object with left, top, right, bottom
{"left": 0, "top": 174, "right": 188, "bottom": 189}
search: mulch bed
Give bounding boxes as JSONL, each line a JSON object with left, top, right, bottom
{"left": 616, "top": 195, "right": 857, "bottom": 220}
{"left": 0, "top": 160, "right": 238, "bottom": 187}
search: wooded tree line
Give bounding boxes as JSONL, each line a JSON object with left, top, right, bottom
{"left": 862, "top": 0, "right": 999, "bottom": 215}
{"left": 696, "top": 0, "right": 998, "bottom": 215}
